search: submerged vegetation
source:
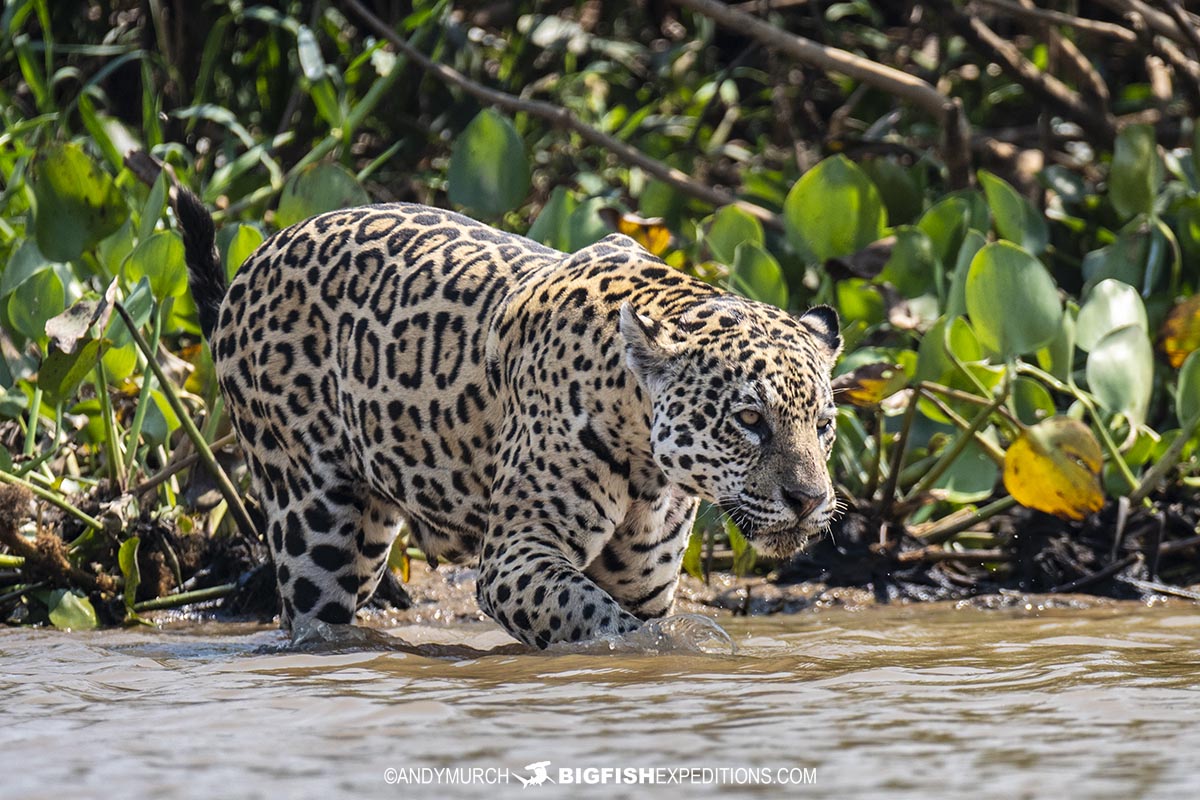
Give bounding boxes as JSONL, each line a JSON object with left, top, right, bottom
{"left": 3, "top": 0, "right": 1200, "bottom": 628}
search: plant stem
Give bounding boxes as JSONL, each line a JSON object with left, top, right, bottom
{"left": 133, "top": 582, "right": 236, "bottom": 612}
{"left": 879, "top": 392, "right": 920, "bottom": 511}
{"left": 904, "top": 390, "right": 1008, "bottom": 504}
{"left": 0, "top": 554, "right": 25, "bottom": 568}
{"left": 1129, "top": 412, "right": 1200, "bottom": 504}
{"left": 22, "top": 386, "right": 42, "bottom": 457}
{"left": 917, "top": 496, "right": 1019, "bottom": 545}
{"left": 916, "top": 387, "right": 1006, "bottom": 464}
{"left": 114, "top": 302, "right": 258, "bottom": 542}
{"left": 93, "top": 359, "right": 126, "bottom": 487}
{"left": 124, "top": 298, "right": 166, "bottom": 486}
{"left": 0, "top": 468, "right": 105, "bottom": 531}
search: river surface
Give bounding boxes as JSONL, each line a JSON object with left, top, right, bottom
{"left": 2, "top": 601, "right": 1197, "bottom": 799}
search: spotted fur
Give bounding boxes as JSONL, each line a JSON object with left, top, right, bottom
{"left": 177, "top": 195, "right": 842, "bottom": 648}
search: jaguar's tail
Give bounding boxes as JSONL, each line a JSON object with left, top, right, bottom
{"left": 171, "top": 185, "right": 226, "bottom": 340}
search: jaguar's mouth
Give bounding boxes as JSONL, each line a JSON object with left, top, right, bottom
{"left": 717, "top": 503, "right": 826, "bottom": 557}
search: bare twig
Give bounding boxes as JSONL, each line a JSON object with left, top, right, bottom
{"left": 670, "top": 0, "right": 971, "bottom": 186}
{"left": 930, "top": 0, "right": 1117, "bottom": 144}
{"left": 342, "top": 0, "right": 781, "bottom": 227}
{"left": 972, "top": 0, "right": 1137, "bottom": 43}
{"left": 1164, "top": 0, "right": 1200, "bottom": 59}
{"left": 1095, "top": 0, "right": 1191, "bottom": 47}
{"left": 1047, "top": 554, "right": 1138, "bottom": 593}
{"left": 896, "top": 546, "right": 1010, "bottom": 565}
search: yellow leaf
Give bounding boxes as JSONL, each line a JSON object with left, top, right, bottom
{"left": 1003, "top": 417, "right": 1105, "bottom": 520}
{"left": 1158, "top": 294, "right": 1200, "bottom": 368}
{"left": 598, "top": 208, "right": 673, "bottom": 256}
{"left": 831, "top": 362, "right": 907, "bottom": 408}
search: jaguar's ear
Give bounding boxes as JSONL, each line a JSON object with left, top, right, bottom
{"left": 800, "top": 305, "right": 843, "bottom": 361}
{"left": 619, "top": 303, "right": 680, "bottom": 390}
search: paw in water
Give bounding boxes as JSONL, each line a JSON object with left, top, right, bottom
{"left": 549, "top": 614, "right": 736, "bottom": 655}
{"left": 289, "top": 621, "right": 419, "bottom": 653}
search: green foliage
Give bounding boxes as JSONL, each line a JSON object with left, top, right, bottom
{"left": 784, "top": 155, "right": 887, "bottom": 263}
{"left": 448, "top": 109, "right": 531, "bottom": 217}
{"left": 3, "top": 0, "right": 1200, "bottom": 616}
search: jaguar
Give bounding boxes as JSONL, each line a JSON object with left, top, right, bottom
{"left": 175, "top": 188, "right": 842, "bottom": 648}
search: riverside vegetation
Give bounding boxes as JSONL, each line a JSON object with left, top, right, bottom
{"left": 3, "top": 0, "right": 1200, "bottom": 629}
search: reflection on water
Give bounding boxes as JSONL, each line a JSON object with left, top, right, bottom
{"left": 2, "top": 602, "right": 1198, "bottom": 799}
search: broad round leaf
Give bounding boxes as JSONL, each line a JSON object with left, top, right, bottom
{"left": 965, "top": 241, "right": 1063, "bottom": 358}
{"left": 1081, "top": 229, "right": 1150, "bottom": 292}
{"left": 730, "top": 242, "right": 787, "bottom": 309}
{"left": 916, "top": 195, "right": 968, "bottom": 269}
{"left": 217, "top": 223, "right": 265, "bottom": 281}
{"left": 1036, "top": 307, "right": 1076, "bottom": 383}
{"left": 526, "top": 186, "right": 578, "bottom": 250}
{"left": 1087, "top": 324, "right": 1154, "bottom": 426}
{"left": 1076, "top": 279, "right": 1147, "bottom": 352}
{"left": 878, "top": 226, "right": 938, "bottom": 298}
{"left": 860, "top": 158, "right": 922, "bottom": 225}
{"left": 0, "top": 240, "right": 56, "bottom": 299}
{"left": 1003, "top": 417, "right": 1104, "bottom": 520}
{"left": 783, "top": 155, "right": 886, "bottom": 263}
{"left": 978, "top": 169, "right": 1048, "bottom": 254}
{"left": 123, "top": 231, "right": 187, "bottom": 301}
{"left": 706, "top": 205, "right": 764, "bottom": 265}
{"left": 1110, "top": 124, "right": 1162, "bottom": 221}
{"left": 945, "top": 229, "right": 986, "bottom": 320}
{"left": 46, "top": 588, "right": 99, "bottom": 630}
{"left": 447, "top": 109, "right": 531, "bottom": 217}
{"left": 276, "top": 163, "right": 371, "bottom": 229}
{"left": 8, "top": 269, "right": 64, "bottom": 343}
{"left": 1010, "top": 376, "right": 1056, "bottom": 426}
{"left": 33, "top": 142, "right": 129, "bottom": 263}
{"left": 1177, "top": 349, "right": 1200, "bottom": 424}
{"left": 1158, "top": 294, "right": 1200, "bottom": 368}
{"left": 933, "top": 433, "right": 1000, "bottom": 504}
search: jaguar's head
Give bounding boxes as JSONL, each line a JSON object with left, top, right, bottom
{"left": 620, "top": 296, "right": 842, "bottom": 556}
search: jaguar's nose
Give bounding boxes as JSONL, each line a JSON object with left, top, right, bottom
{"left": 782, "top": 486, "right": 826, "bottom": 520}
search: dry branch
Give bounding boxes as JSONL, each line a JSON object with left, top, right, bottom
{"left": 972, "top": 0, "right": 1137, "bottom": 43}
{"left": 670, "top": 0, "right": 971, "bottom": 187}
{"left": 341, "top": 0, "right": 782, "bottom": 228}
{"left": 929, "top": 0, "right": 1117, "bottom": 144}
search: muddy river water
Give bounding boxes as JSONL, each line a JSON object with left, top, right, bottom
{"left": 2, "top": 601, "right": 1197, "bottom": 799}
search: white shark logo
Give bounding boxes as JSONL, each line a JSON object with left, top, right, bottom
{"left": 516, "top": 761, "right": 554, "bottom": 788}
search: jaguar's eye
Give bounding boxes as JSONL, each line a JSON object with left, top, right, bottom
{"left": 736, "top": 409, "right": 762, "bottom": 428}
{"left": 817, "top": 417, "right": 834, "bottom": 435}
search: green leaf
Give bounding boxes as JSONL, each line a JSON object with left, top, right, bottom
{"left": 138, "top": 172, "right": 167, "bottom": 243}
{"left": 8, "top": 268, "right": 64, "bottom": 343}
{"left": 1011, "top": 376, "right": 1056, "bottom": 426}
{"left": 878, "top": 226, "right": 938, "bottom": 299}
{"left": 33, "top": 142, "right": 129, "bottom": 263}
{"left": 1076, "top": 278, "right": 1147, "bottom": 352}
{"left": 730, "top": 242, "right": 788, "bottom": 309}
{"left": 933, "top": 432, "right": 1000, "bottom": 504}
{"left": 946, "top": 229, "right": 986, "bottom": 319}
{"left": 1110, "top": 124, "right": 1161, "bottom": 221}
{"left": 783, "top": 155, "right": 887, "bottom": 263}
{"left": 681, "top": 523, "right": 704, "bottom": 581}
{"left": 122, "top": 231, "right": 187, "bottom": 301}
{"left": 276, "top": 163, "right": 371, "bottom": 229}
{"left": 860, "top": 158, "right": 922, "bottom": 226}
{"left": 526, "top": 186, "right": 577, "bottom": 250}
{"left": 447, "top": 109, "right": 531, "bottom": 217}
{"left": 1081, "top": 229, "right": 1150, "bottom": 292}
{"left": 1, "top": 239, "right": 56, "bottom": 299}
{"left": 118, "top": 536, "right": 141, "bottom": 613}
{"left": 566, "top": 196, "right": 611, "bottom": 251}
{"left": 1177, "top": 349, "right": 1200, "bottom": 424}
{"left": 705, "top": 205, "right": 764, "bottom": 265}
{"left": 917, "top": 195, "right": 968, "bottom": 270}
{"left": 965, "top": 241, "right": 1062, "bottom": 358}
{"left": 978, "top": 169, "right": 1048, "bottom": 254}
{"left": 1036, "top": 306, "right": 1077, "bottom": 383}
{"left": 724, "top": 518, "right": 757, "bottom": 577}
{"left": 216, "top": 223, "right": 265, "bottom": 281}
{"left": 46, "top": 589, "right": 98, "bottom": 630}
{"left": 1087, "top": 324, "right": 1153, "bottom": 426}
{"left": 40, "top": 338, "right": 105, "bottom": 406}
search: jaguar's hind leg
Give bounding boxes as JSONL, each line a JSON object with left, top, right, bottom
{"left": 249, "top": 456, "right": 401, "bottom": 632}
